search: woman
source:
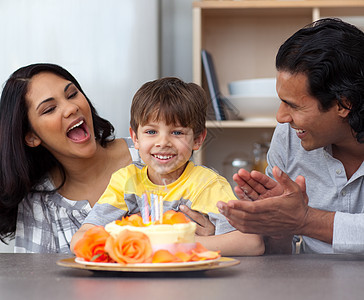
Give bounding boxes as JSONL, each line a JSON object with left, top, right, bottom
{"left": 0, "top": 63, "right": 213, "bottom": 253}
{"left": 0, "top": 63, "right": 140, "bottom": 253}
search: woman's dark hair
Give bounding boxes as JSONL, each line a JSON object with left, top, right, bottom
{"left": 276, "top": 18, "right": 364, "bottom": 143}
{"left": 0, "top": 63, "right": 115, "bottom": 242}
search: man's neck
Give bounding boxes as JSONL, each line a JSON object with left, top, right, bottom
{"left": 332, "top": 141, "right": 364, "bottom": 179}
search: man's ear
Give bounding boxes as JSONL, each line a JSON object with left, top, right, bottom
{"left": 129, "top": 127, "right": 139, "bottom": 149}
{"left": 337, "top": 98, "right": 351, "bottom": 118}
{"left": 25, "top": 131, "right": 41, "bottom": 147}
{"left": 193, "top": 129, "right": 207, "bottom": 151}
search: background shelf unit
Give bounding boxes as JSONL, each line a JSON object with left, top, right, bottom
{"left": 192, "top": 0, "right": 364, "bottom": 180}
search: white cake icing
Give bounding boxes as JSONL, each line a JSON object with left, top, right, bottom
{"left": 105, "top": 221, "right": 197, "bottom": 254}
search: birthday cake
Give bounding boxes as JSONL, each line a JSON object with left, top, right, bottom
{"left": 105, "top": 220, "right": 197, "bottom": 254}
{"left": 74, "top": 210, "right": 220, "bottom": 265}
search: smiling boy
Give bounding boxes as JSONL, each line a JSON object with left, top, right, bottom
{"left": 71, "top": 77, "right": 264, "bottom": 256}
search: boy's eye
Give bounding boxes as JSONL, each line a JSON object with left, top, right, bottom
{"left": 172, "top": 131, "right": 183, "bottom": 135}
{"left": 146, "top": 130, "right": 157, "bottom": 135}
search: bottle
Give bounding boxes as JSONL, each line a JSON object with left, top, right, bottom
{"left": 252, "top": 141, "right": 270, "bottom": 173}
{"left": 223, "top": 152, "right": 253, "bottom": 189}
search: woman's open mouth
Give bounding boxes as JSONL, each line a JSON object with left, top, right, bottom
{"left": 67, "top": 119, "right": 90, "bottom": 142}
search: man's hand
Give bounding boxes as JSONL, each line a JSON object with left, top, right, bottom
{"left": 218, "top": 166, "right": 309, "bottom": 237}
{"left": 233, "top": 168, "right": 284, "bottom": 201}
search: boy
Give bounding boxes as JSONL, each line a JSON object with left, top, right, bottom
{"left": 71, "top": 77, "right": 264, "bottom": 256}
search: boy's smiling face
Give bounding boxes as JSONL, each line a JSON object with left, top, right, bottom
{"left": 130, "top": 119, "right": 205, "bottom": 185}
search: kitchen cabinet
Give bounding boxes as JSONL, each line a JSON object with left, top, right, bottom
{"left": 192, "top": 0, "right": 364, "bottom": 181}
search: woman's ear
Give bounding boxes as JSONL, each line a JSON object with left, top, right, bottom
{"left": 129, "top": 127, "right": 139, "bottom": 149}
{"left": 193, "top": 129, "right": 207, "bottom": 151}
{"left": 25, "top": 131, "right": 41, "bottom": 147}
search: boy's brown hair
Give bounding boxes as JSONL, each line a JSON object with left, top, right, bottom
{"left": 130, "top": 77, "right": 208, "bottom": 139}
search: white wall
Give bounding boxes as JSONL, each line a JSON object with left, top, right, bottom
{"left": 0, "top": 0, "right": 159, "bottom": 138}
{"left": 160, "top": 0, "right": 193, "bottom": 81}
{"left": 0, "top": 0, "right": 159, "bottom": 252}
{"left": 0, "top": 239, "right": 14, "bottom": 253}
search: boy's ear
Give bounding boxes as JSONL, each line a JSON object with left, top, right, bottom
{"left": 25, "top": 131, "right": 41, "bottom": 148}
{"left": 193, "top": 129, "right": 207, "bottom": 151}
{"left": 129, "top": 127, "right": 139, "bottom": 149}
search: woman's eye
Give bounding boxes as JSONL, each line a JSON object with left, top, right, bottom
{"left": 42, "top": 106, "right": 56, "bottom": 115}
{"left": 68, "top": 91, "right": 78, "bottom": 99}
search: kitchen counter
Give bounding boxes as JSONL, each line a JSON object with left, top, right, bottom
{"left": 1, "top": 253, "right": 363, "bottom": 300}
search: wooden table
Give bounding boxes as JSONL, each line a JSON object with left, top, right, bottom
{"left": 1, "top": 253, "right": 363, "bottom": 300}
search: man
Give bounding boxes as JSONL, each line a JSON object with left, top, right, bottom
{"left": 217, "top": 18, "right": 364, "bottom": 254}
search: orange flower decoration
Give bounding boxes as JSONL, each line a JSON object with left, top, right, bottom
{"left": 104, "top": 229, "right": 153, "bottom": 264}
{"left": 152, "top": 250, "right": 181, "bottom": 263}
{"left": 115, "top": 214, "right": 146, "bottom": 227}
{"left": 74, "top": 226, "right": 112, "bottom": 262}
{"left": 174, "top": 251, "right": 193, "bottom": 262}
{"left": 151, "top": 243, "right": 220, "bottom": 263}
{"left": 162, "top": 210, "right": 190, "bottom": 224}
{"left": 191, "top": 242, "right": 221, "bottom": 261}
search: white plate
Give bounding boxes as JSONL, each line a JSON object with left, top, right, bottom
{"left": 75, "top": 256, "right": 220, "bottom": 268}
{"left": 58, "top": 256, "right": 240, "bottom": 273}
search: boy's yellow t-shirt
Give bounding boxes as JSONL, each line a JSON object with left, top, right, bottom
{"left": 84, "top": 161, "right": 237, "bottom": 235}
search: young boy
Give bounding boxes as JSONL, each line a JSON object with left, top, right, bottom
{"left": 71, "top": 77, "right": 264, "bottom": 256}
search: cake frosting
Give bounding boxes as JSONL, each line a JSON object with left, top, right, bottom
{"left": 105, "top": 220, "right": 197, "bottom": 254}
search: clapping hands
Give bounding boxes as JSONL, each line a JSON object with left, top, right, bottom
{"left": 217, "top": 166, "right": 309, "bottom": 253}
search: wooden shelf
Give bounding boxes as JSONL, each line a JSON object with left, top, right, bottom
{"left": 194, "top": 1, "right": 364, "bottom": 9}
{"left": 206, "top": 120, "right": 277, "bottom": 128}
